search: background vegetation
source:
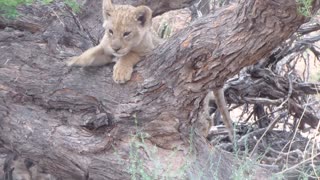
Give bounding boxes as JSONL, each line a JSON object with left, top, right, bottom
{"left": 0, "top": 0, "right": 79, "bottom": 18}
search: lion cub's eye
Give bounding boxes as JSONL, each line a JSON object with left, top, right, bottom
{"left": 108, "top": 29, "right": 113, "bottom": 35}
{"left": 123, "top": 32, "right": 131, "bottom": 37}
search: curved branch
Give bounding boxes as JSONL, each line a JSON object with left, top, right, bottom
{"left": 0, "top": 0, "right": 319, "bottom": 179}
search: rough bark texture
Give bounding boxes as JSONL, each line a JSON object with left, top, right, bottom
{"left": 114, "top": 0, "right": 197, "bottom": 16}
{"left": 0, "top": 0, "right": 319, "bottom": 179}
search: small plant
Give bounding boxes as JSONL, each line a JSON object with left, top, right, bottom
{"left": 158, "top": 22, "right": 172, "bottom": 39}
{"left": 296, "top": 0, "right": 313, "bottom": 17}
{"left": 63, "top": 0, "right": 80, "bottom": 12}
{"left": 127, "top": 116, "right": 192, "bottom": 180}
{"left": 0, "top": 0, "right": 32, "bottom": 18}
{"left": 0, "top": 0, "right": 80, "bottom": 18}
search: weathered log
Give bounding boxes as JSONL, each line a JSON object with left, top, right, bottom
{"left": 0, "top": 0, "right": 319, "bottom": 179}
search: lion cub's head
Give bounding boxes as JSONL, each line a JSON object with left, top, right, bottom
{"left": 102, "top": 0, "right": 152, "bottom": 57}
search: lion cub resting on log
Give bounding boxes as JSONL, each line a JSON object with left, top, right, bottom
{"left": 67, "top": 0, "right": 161, "bottom": 84}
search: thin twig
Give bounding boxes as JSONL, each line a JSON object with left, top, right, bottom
{"left": 276, "top": 152, "right": 320, "bottom": 175}
{"left": 285, "top": 96, "right": 310, "bottom": 167}
{"left": 249, "top": 114, "right": 284, "bottom": 157}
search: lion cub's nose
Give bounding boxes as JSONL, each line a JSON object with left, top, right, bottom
{"left": 111, "top": 45, "right": 121, "bottom": 52}
{"left": 113, "top": 47, "right": 121, "bottom": 52}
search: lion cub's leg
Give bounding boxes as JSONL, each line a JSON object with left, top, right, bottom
{"left": 113, "top": 52, "right": 140, "bottom": 84}
{"left": 67, "top": 44, "right": 113, "bottom": 67}
{"left": 213, "top": 88, "right": 234, "bottom": 141}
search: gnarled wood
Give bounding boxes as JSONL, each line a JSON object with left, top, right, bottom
{"left": 222, "top": 68, "right": 320, "bottom": 128}
{"left": 0, "top": 0, "right": 319, "bottom": 179}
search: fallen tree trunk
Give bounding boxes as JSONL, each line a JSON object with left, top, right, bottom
{"left": 0, "top": 0, "right": 319, "bottom": 179}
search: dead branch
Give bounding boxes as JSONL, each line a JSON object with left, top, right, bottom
{"left": 0, "top": 0, "right": 319, "bottom": 179}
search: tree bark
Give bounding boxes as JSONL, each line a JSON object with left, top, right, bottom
{"left": 0, "top": 0, "right": 319, "bottom": 179}
{"left": 113, "top": 0, "right": 197, "bottom": 16}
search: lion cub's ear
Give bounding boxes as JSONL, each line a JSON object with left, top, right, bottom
{"left": 102, "top": 0, "right": 114, "bottom": 20}
{"left": 134, "top": 6, "right": 152, "bottom": 27}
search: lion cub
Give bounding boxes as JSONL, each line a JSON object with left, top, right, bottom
{"left": 67, "top": 0, "right": 161, "bottom": 84}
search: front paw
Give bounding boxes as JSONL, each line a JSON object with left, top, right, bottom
{"left": 113, "top": 62, "right": 133, "bottom": 84}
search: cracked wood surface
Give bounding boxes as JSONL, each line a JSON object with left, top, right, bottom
{"left": 0, "top": 0, "right": 319, "bottom": 179}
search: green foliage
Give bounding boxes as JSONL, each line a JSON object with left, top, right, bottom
{"left": 63, "top": 0, "right": 80, "bottom": 12}
{"left": 0, "top": 0, "right": 80, "bottom": 18}
{"left": 0, "top": 0, "right": 32, "bottom": 18}
{"left": 41, "top": 0, "right": 54, "bottom": 4}
{"left": 158, "top": 22, "right": 172, "bottom": 39}
{"left": 296, "top": 0, "right": 313, "bottom": 17}
{"left": 128, "top": 135, "right": 189, "bottom": 180}
{"left": 128, "top": 117, "right": 189, "bottom": 180}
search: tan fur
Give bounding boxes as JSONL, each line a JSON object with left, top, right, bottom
{"left": 12, "top": 160, "right": 31, "bottom": 180}
{"left": 67, "top": 0, "right": 162, "bottom": 84}
{"left": 213, "top": 88, "right": 234, "bottom": 141}
{"left": 5, "top": 157, "right": 32, "bottom": 180}
{"left": 6, "top": 157, "right": 56, "bottom": 180}
{"left": 202, "top": 89, "right": 234, "bottom": 141}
